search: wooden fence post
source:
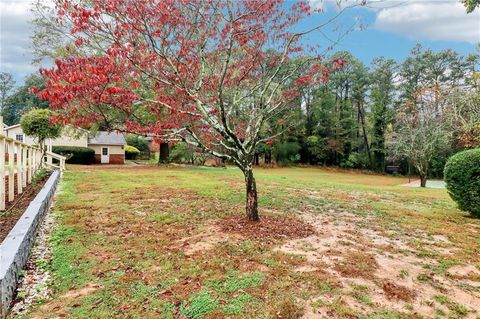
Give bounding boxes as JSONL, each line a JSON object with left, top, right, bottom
{"left": 38, "top": 148, "right": 42, "bottom": 169}
{"left": 0, "top": 137, "right": 5, "bottom": 211}
{"left": 22, "top": 144, "right": 27, "bottom": 188}
{"left": 8, "top": 140, "right": 14, "bottom": 202}
{"left": 16, "top": 143, "right": 23, "bottom": 195}
{"left": 32, "top": 148, "right": 37, "bottom": 177}
{"left": 46, "top": 139, "right": 52, "bottom": 166}
{"left": 27, "top": 146, "right": 32, "bottom": 184}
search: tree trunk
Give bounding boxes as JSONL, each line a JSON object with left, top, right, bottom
{"left": 264, "top": 151, "right": 271, "bottom": 164}
{"left": 159, "top": 142, "right": 169, "bottom": 163}
{"left": 358, "top": 101, "right": 372, "bottom": 167}
{"left": 243, "top": 166, "right": 259, "bottom": 221}
{"left": 420, "top": 174, "right": 427, "bottom": 188}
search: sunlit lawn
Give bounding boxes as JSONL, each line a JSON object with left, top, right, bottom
{"left": 13, "top": 165, "right": 480, "bottom": 319}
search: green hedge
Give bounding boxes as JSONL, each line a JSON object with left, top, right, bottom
{"left": 52, "top": 146, "right": 95, "bottom": 164}
{"left": 125, "top": 145, "right": 140, "bottom": 160}
{"left": 444, "top": 148, "right": 480, "bottom": 217}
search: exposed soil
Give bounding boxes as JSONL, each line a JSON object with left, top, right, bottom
{"left": 174, "top": 223, "right": 244, "bottom": 256}
{"left": 0, "top": 173, "right": 51, "bottom": 242}
{"left": 13, "top": 166, "right": 480, "bottom": 318}
{"left": 275, "top": 190, "right": 480, "bottom": 318}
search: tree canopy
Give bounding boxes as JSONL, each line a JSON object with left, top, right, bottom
{"left": 20, "top": 108, "right": 61, "bottom": 147}
{"left": 36, "top": 0, "right": 355, "bottom": 221}
{"left": 2, "top": 74, "right": 49, "bottom": 126}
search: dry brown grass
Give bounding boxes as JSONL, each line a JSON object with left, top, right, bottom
{"left": 382, "top": 281, "right": 416, "bottom": 302}
{"left": 334, "top": 250, "right": 379, "bottom": 279}
{"left": 217, "top": 215, "right": 316, "bottom": 243}
{"left": 18, "top": 166, "right": 480, "bottom": 319}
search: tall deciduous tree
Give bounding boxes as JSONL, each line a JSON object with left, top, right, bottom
{"left": 0, "top": 72, "right": 15, "bottom": 111}
{"left": 369, "top": 57, "right": 396, "bottom": 171}
{"left": 2, "top": 74, "right": 49, "bottom": 125}
{"left": 447, "top": 72, "right": 480, "bottom": 149}
{"left": 37, "top": 0, "right": 352, "bottom": 221}
{"left": 389, "top": 87, "right": 451, "bottom": 187}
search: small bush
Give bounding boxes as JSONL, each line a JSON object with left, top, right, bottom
{"left": 125, "top": 134, "right": 149, "bottom": 152}
{"left": 32, "top": 168, "right": 49, "bottom": 185}
{"left": 169, "top": 142, "right": 193, "bottom": 163}
{"left": 341, "top": 152, "right": 369, "bottom": 169}
{"left": 444, "top": 148, "right": 480, "bottom": 216}
{"left": 272, "top": 142, "right": 301, "bottom": 164}
{"left": 52, "top": 146, "right": 95, "bottom": 164}
{"left": 125, "top": 145, "right": 140, "bottom": 160}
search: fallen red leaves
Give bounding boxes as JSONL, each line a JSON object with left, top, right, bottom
{"left": 382, "top": 281, "right": 416, "bottom": 302}
{"left": 217, "top": 215, "right": 315, "bottom": 243}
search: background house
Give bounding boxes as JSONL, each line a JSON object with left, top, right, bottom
{"left": 4, "top": 124, "right": 88, "bottom": 147}
{"left": 88, "top": 132, "right": 126, "bottom": 164}
{"left": 3, "top": 124, "right": 126, "bottom": 164}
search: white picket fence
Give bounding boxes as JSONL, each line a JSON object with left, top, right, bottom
{"left": 0, "top": 119, "right": 66, "bottom": 211}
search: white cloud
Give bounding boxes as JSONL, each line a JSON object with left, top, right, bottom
{"left": 309, "top": 0, "right": 325, "bottom": 10}
{"left": 309, "top": 0, "right": 480, "bottom": 44}
{"left": 309, "top": 0, "right": 365, "bottom": 11}
{"left": 0, "top": 0, "right": 37, "bottom": 83}
{"left": 374, "top": 1, "right": 480, "bottom": 44}
{"left": 0, "top": 0, "right": 30, "bottom": 16}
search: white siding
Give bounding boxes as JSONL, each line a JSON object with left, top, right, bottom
{"left": 4, "top": 125, "right": 88, "bottom": 147}
{"left": 89, "top": 144, "right": 125, "bottom": 155}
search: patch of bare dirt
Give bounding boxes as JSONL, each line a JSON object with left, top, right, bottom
{"left": 274, "top": 196, "right": 480, "bottom": 318}
{"left": 302, "top": 295, "right": 360, "bottom": 319}
{"left": 448, "top": 264, "right": 480, "bottom": 280}
{"left": 59, "top": 283, "right": 99, "bottom": 299}
{"left": 29, "top": 283, "right": 101, "bottom": 319}
{"left": 175, "top": 224, "right": 244, "bottom": 256}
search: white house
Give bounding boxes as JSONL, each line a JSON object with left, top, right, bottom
{"left": 87, "top": 131, "right": 126, "bottom": 164}
{"left": 3, "top": 124, "right": 126, "bottom": 164}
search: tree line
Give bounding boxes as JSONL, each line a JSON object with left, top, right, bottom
{"left": 245, "top": 45, "right": 479, "bottom": 184}
{"left": 2, "top": 44, "right": 479, "bottom": 187}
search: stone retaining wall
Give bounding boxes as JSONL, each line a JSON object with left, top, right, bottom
{"left": 0, "top": 170, "right": 61, "bottom": 318}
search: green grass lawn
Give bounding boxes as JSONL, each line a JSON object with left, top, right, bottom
{"left": 13, "top": 166, "right": 480, "bottom": 319}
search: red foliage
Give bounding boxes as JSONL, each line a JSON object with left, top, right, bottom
{"left": 38, "top": 0, "right": 341, "bottom": 149}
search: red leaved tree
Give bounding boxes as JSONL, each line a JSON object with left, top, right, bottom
{"left": 37, "top": 0, "right": 350, "bottom": 221}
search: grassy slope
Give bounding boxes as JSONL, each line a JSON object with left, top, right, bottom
{"left": 13, "top": 166, "right": 480, "bottom": 319}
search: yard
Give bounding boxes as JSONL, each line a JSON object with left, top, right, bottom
{"left": 13, "top": 166, "right": 480, "bottom": 319}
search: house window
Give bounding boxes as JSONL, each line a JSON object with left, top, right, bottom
{"left": 102, "top": 147, "right": 108, "bottom": 155}
{"left": 15, "top": 134, "right": 24, "bottom": 142}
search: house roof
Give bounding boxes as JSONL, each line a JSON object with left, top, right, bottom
{"left": 4, "top": 124, "right": 21, "bottom": 131}
{"left": 88, "top": 131, "right": 126, "bottom": 145}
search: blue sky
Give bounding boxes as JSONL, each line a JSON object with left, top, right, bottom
{"left": 301, "top": 0, "right": 479, "bottom": 63}
{"left": 0, "top": 0, "right": 479, "bottom": 86}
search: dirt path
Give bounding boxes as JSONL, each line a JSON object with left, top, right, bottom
{"left": 275, "top": 194, "right": 480, "bottom": 318}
